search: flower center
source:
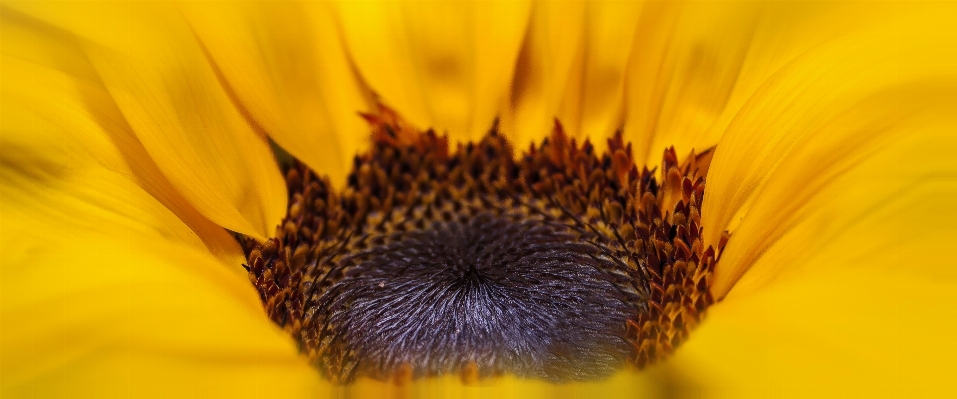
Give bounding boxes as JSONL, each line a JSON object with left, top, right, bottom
{"left": 319, "top": 211, "right": 641, "bottom": 383}
{"left": 239, "top": 110, "right": 721, "bottom": 384}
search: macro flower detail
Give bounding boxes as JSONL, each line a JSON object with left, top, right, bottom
{"left": 240, "top": 110, "right": 719, "bottom": 383}
{"left": 2, "top": 0, "right": 956, "bottom": 397}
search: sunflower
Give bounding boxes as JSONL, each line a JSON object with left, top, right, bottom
{"left": 2, "top": 0, "right": 956, "bottom": 397}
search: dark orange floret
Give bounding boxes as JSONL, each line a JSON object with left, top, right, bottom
{"left": 238, "top": 108, "right": 724, "bottom": 384}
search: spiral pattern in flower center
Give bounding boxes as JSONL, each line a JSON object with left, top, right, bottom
{"left": 239, "top": 109, "right": 722, "bottom": 384}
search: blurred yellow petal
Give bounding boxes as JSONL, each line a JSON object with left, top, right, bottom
{"left": 699, "top": 104, "right": 957, "bottom": 391}
{"left": 563, "top": 0, "right": 641, "bottom": 142}
{"left": 505, "top": 0, "right": 584, "bottom": 145}
{"left": 700, "top": 2, "right": 957, "bottom": 296}
{"left": 336, "top": 0, "right": 530, "bottom": 141}
{"left": 0, "top": 185, "right": 317, "bottom": 391}
{"left": 348, "top": 369, "right": 681, "bottom": 398}
{"left": 625, "top": 2, "right": 928, "bottom": 167}
{"left": 507, "top": 0, "right": 640, "bottom": 143}
{"left": 0, "top": 9, "right": 242, "bottom": 266}
{"left": 627, "top": 3, "right": 957, "bottom": 392}
{"left": 182, "top": 1, "right": 371, "bottom": 188}
{"left": 3, "top": 0, "right": 955, "bottom": 395}
{"left": 4, "top": 1, "right": 287, "bottom": 239}
{"left": 0, "top": 165, "right": 200, "bottom": 263}
{"left": 674, "top": 96, "right": 957, "bottom": 393}
{"left": 1, "top": 236, "right": 321, "bottom": 397}
{"left": 714, "top": 97, "right": 956, "bottom": 299}
{"left": 671, "top": 266, "right": 957, "bottom": 396}
{"left": 1, "top": 9, "right": 316, "bottom": 394}
{"left": 625, "top": 1, "right": 757, "bottom": 166}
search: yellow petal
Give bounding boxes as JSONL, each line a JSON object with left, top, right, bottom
{"left": 4, "top": 1, "right": 287, "bottom": 239}
{"left": 625, "top": 2, "right": 928, "bottom": 168}
{"left": 624, "top": 1, "right": 757, "bottom": 166}
{"left": 507, "top": 0, "right": 641, "bottom": 144}
{"left": 564, "top": 1, "right": 642, "bottom": 142}
{"left": 670, "top": 266, "right": 957, "bottom": 397}
{"left": 700, "top": 2, "right": 957, "bottom": 296}
{"left": 348, "top": 369, "right": 676, "bottom": 398}
{"left": 715, "top": 104, "right": 957, "bottom": 299}
{"left": 0, "top": 9, "right": 242, "bottom": 266}
{"left": 336, "top": 0, "right": 530, "bottom": 141}
{"left": 681, "top": 105, "right": 957, "bottom": 395}
{"left": 1, "top": 235, "right": 321, "bottom": 396}
{"left": 684, "top": 6, "right": 957, "bottom": 389}
{"left": 181, "top": 1, "right": 372, "bottom": 188}
{"left": 505, "top": 0, "right": 585, "bottom": 145}
{"left": 2, "top": 15, "right": 312, "bottom": 387}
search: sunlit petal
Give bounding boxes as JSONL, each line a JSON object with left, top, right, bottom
{"left": 1, "top": 236, "right": 321, "bottom": 396}
{"left": 625, "top": 1, "right": 757, "bottom": 165}
{"left": 336, "top": 0, "right": 530, "bottom": 141}
{"left": 700, "top": 2, "right": 957, "bottom": 296}
{"left": 505, "top": 0, "right": 584, "bottom": 145}
{"left": 4, "top": 1, "right": 287, "bottom": 239}
{"left": 1, "top": 8, "right": 317, "bottom": 393}
{"left": 625, "top": 2, "right": 934, "bottom": 168}
{"left": 182, "top": 1, "right": 372, "bottom": 188}
{"left": 507, "top": 0, "right": 641, "bottom": 144}
{"left": 349, "top": 371, "right": 672, "bottom": 398}
{"left": 0, "top": 9, "right": 243, "bottom": 266}
{"left": 653, "top": 5, "right": 957, "bottom": 390}
{"left": 672, "top": 266, "right": 957, "bottom": 396}
{"left": 715, "top": 98, "right": 956, "bottom": 298}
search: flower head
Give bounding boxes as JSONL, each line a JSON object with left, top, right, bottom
{"left": 2, "top": 0, "right": 956, "bottom": 397}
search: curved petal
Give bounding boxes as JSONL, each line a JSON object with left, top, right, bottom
{"left": 506, "top": 0, "right": 641, "bottom": 144}
{"left": 1, "top": 11, "right": 315, "bottom": 391}
{"left": 4, "top": 1, "right": 287, "bottom": 239}
{"left": 1, "top": 236, "right": 321, "bottom": 396}
{"left": 670, "top": 265, "right": 957, "bottom": 396}
{"left": 504, "top": 0, "right": 585, "bottom": 145}
{"left": 699, "top": 2, "right": 957, "bottom": 296}
{"left": 624, "top": 1, "right": 757, "bottom": 166}
{"left": 712, "top": 95, "right": 957, "bottom": 298}
{"left": 0, "top": 8, "right": 243, "bottom": 266}
{"left": 336, "top": 0, "right": 530, "bottom": 141}
{"left": 624, "top": 1, "right": 920, "bottom": 168}
{"left": 682, "top": 5, "right": 957, "bottom": 389}
{"left": 181, "top": 1, "right": 372, "bottom": 188}
{"left": 348, "top": 370, "right": 674, "bottom": 398}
